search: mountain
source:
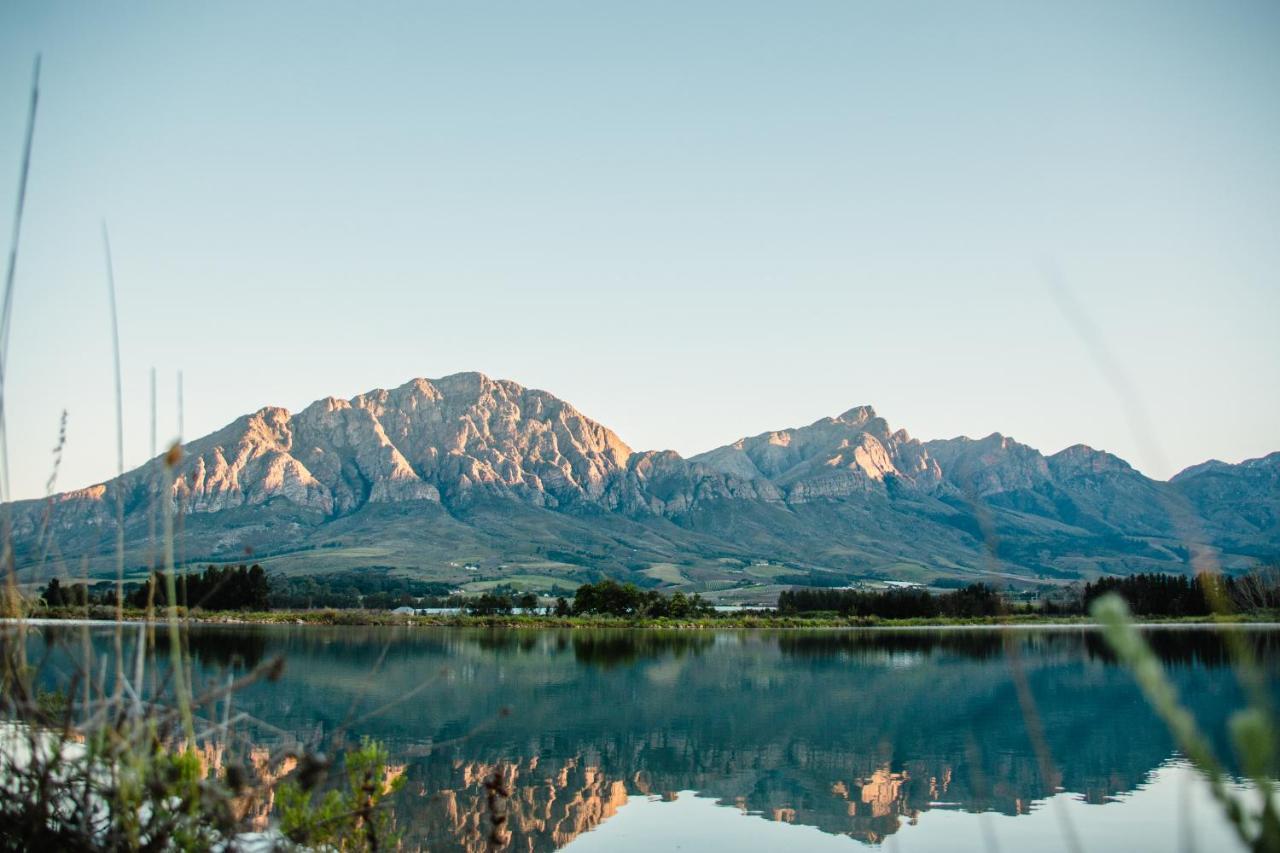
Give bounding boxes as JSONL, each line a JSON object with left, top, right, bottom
{"left": 8, "top": 372, "right": 1277, "bottom": 599}
{"left": 1169, "top": 451, "right": 1280, "bottom": 547}
{"left": 690, "top": 405, "right": 941, "bottom": 499}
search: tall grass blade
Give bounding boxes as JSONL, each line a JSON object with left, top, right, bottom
{"left": 0, "top": 55, "right": 41, "bottom": 621}
{"left": 1092, "top": 593, "right": 1270, "bottom": 848}
{"left": 103, "top": 222, "right": 127, "bottom": 694}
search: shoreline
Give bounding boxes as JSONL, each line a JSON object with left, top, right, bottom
{"left": 8, "top": 610, "right": 1280, "bottom": 631}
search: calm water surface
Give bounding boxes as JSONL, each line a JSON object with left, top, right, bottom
{"left": 28, "top": 624, "right": 1280, "bottom": 851}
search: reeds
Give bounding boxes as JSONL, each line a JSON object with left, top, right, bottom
{"left": 1095, "top": 594, "right": 1279, "bottom": 850}
{"left": 1045, "top": 266, "right": 1279, "bottom": 851}
{"left": 0, "top": 55, "right": 40, "bottom": 621}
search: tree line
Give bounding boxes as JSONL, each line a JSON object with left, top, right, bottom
{"left": 778, "top": 583, "right": 1004, "bottom": 618}
{"left": 131, "top": 564, "right": 271, "bottom": 610}
{"left": 42, "top": 565, "right": 272, "bottom": 611}
{"left": 39, "top": 565, "right": 1279, "bottom": 618}
{"left": 1074, "top": 571, "right": 1277, "bottom": 617}
{"left": 568, "top": 579, "right": 715, "bottom": 618}
{"left": 460, "top": 580, "right": 716, "bottom": 618}
{"left": 778, "top": 569, "right": 1280, "bottom": 618}
{"left": 40, "top": 567, "right": 462, "bottom": 612}
{"left": 266, "top": 570, "right": 458, "bottom": 610}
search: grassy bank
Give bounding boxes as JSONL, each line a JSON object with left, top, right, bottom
{"left": 20, "top": 607, "right": 1280, "bottom": 629}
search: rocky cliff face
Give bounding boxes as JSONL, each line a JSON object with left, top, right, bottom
{"left": 691, "top": 406, "right": 941, "bottom": 502}
{"left": 924, "top": 433, "right": 1052, "bottom": 498}
{"left": 16, "top": 373, "right": 636, "bottom": 533}
{"left": 194, "top": 373, "right": 637, "bottom": 512}
{"left": 7, "top": 372, "right": 1277, "bottom": 581}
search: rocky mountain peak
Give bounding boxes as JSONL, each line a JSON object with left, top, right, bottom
{"left": 23, "top": 372, "right": 645, "bottom": 523}
{"left": 303, "top": 396, "right": 350, "bottom": 415}
{"left": 835, "top": 404, "right": 877, "bottom": 425}
{"left": 691, "top": 404, "right": 939, "bottom": 499}
{"left": 923, "top": 432, "right": 1051, "bottom": 497}
{"left": 1048, "top": 444, "right": 1135, "bottom": 475}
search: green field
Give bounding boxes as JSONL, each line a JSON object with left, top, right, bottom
{"left": 642, "top": 563, "right": 688, "bottom": 585}
{"left": 462, "top": 574, "right": 583, "bottom": 593}
{"left": 742, "top": 563, "right": 795, "bottom": 580}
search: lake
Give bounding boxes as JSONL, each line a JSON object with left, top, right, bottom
{"left": 24, "top": 623, "right": 1280, "bottom": 851}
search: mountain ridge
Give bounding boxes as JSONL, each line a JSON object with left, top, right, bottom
{"left": 9, "top": 371, "right": 1277, "bottom": 596}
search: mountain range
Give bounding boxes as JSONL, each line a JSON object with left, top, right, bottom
{"left": 9, "top": 372, "right": 1278, "bottom": 600}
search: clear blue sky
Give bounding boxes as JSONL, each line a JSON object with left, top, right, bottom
{"left": 1, "top": 1, "right": 1277, "bottom": 500}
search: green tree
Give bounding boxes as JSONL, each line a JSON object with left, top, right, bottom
{"left": 466, "top": 593, "right": 514, "bottom": 615}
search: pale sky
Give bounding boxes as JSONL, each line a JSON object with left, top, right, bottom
{"left": 1, "top": 1, "right": 1277, "bottom": 501}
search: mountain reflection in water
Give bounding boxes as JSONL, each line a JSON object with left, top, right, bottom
{"left": 26, "top": 624, "right": 1279, "bottom": 851}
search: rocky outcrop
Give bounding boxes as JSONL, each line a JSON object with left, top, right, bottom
{"left": 924, "top": 433, "right": 1053, "bottom": 498}
{"left": 690, "top": 406, "right": 943, "bottom": 503}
